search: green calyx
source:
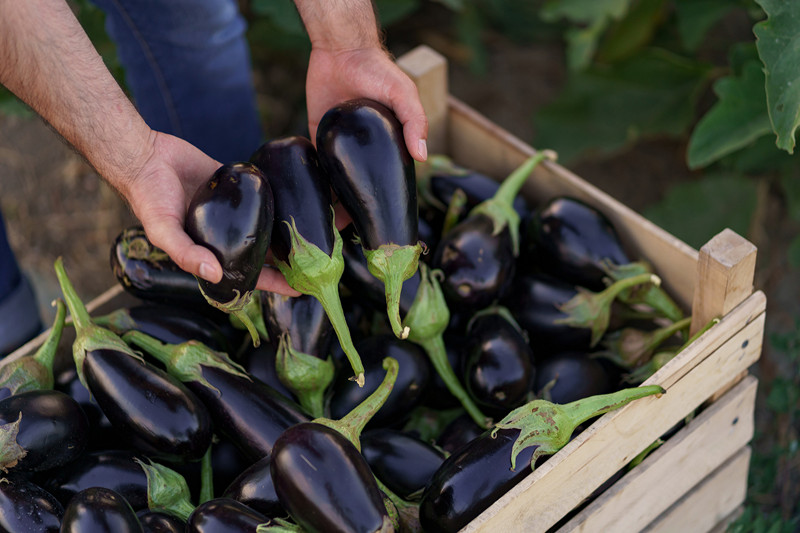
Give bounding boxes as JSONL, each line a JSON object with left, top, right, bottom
{"left": 468, "top": 150, "right": 556, "bottom": 257}
{"left": 596, "top": 316, "right": 692, "bottom": 370}
{"left": 414, "top": 154, "right": 469, "bottom": 213}
{"left": 276, "top": 332, "right": 335, "bottom": 418}
{"left": 275, "top": 214, "right": 364, "bottom": 387}
{"left": 136, "top": 458, "right": 196, "bottom": 522}
{"left": 603, "top": 261, "right": 685, "bottom": 324}
{"left": 228, "top": 291, "right": 269, "bottom": 344}
{"left": 123, "top": 330, "right": 251, "bottom": 394}
{"left": 0, "top": 413, "right": 27, "bottom": 472}
{"left": 362, "top": 241, "right": 424, "bottom": 340}
{"left": 197, "top": 283, "right": 260, "bottom": 348}
{"left": 493, "top": 384, "right": 665, "bottom": 471}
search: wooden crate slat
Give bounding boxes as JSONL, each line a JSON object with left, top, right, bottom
{"left": 396, "top": 44, "right": 448, "bottom": 154}
{"left": 557, "top": 375, "right": 757, "bottom": 532}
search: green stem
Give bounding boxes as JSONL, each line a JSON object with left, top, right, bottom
{"left": 492, "top": 151, "right": 555, "bottom": 209}
{"left": 53, "top": 257, "right": 92, "bottom": 332}
{"left": 276, "top": 333, "right": 333, "bottom": 418}
{"left": 31, "top": 298, "right": 66, "bottom": 374}
{"left": 199, "top": 444, "right": 214, "bottom": 504}
{"left": 441, "top": 187, "right": 468, "bottom": 237}
{"left": 312, "top": 280, "right": 364, "bottom": 387}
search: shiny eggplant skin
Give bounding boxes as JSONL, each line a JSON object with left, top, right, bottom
{"left": 435, "top": 413, "right": 483, "bottom": 455}
{"left": 316, "top": 98, "right": 418, "bottom": 250}
{"left": 237, "top": 343, "right": 297, "bottom": 402}
{"left": 222, "top": 454, "right": 282, "bottom": 517}
{"left": 419, "top": 427, "right": 539, "bottom": 533}
{"left": 136, "top": 510, "right": 186, "bottom": 533}
{"left": 533, "top": 351, "right": 614, "bottom": 404}
{"left": 428, "top": 169, "right": 530, "bottom": 221}
{"left": 270, "top": 422, "right": 390, "bottom": 533}
{"left": 250, "top": 135, "right": 334, "bottom": 261}
{"left": 40, "top": 449, "right": 149, "bottom": 511}
{"left": 110, "top": 226, "right": 206, "bottom": 307}
{"left": 186, "top": 498, "right": 270, "bottom": 533}
{"left": 184, "top": 162, "right": 274, "bottom": 305}
{"left": 0, "top": 476, "right": 63, "bottom": 532}
{"left": 503, "top": 273, "right": 593, "bottom": 355}
{"left": 463, "top": 312, "right": 536, "bottom": 416}
{"left": 187, "top": 365, "right": 309, "bottom": 462}
{"left": 433, "top": 213, "right": 516, "bottom": 310}
{"left": 360, "top": 428, "right": 446, "bottom": 500}
{"left": 0, "top": 389, "right": 89, "bottom": 472}
{"left": 328, "top": 334, "right": 431, "bottom": 428}
{"left": 261, "top": 291, "right": 333, "bottom": 359}
{"left": 83, "top": 348, "right": 212, "bottom": 462}
{"left": 60, "top": 486, "right": 143, "bottom": 533}
{"left": 526, "top": 196, "right": 630, "bottom": 290}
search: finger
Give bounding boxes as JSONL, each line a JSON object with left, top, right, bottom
{"left": 143, "top": 217, "right": 223, "bottom": 284}
{"left": 256, "top": 266, "right": 301, "bottom": 297}
{"left": 386, "top": 79, "right": 429, "bottom": 162}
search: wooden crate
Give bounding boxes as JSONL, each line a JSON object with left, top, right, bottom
{"left": 397, "top": 45, "right": 765, "bottom": 532}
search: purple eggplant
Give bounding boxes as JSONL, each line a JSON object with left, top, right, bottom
{"left": 316, "top": 98, "right": 424, "bottom": 341}
{"left": 222, "top": 454, "right": 283, "bottom": 517}
{"left": 185, "top": 162, "right": 274, "bottom": 347}
{"left": 251, "top": 135, "right": 365, "bottom": 387}
{"left": 237, "top": 342, "right": 297, "bottom": 402}
{"left": 419, "top": 384, "right": 665, "bottom": 532}
{"left": 186, "top": 498, "right": 273, "bottom": 533}
{"left": 435, "top": 413, "right": 483, "bottom": 455}
{"left": 123, "top": 331, "right": 309, "bottom": 463}
{"left": 0, "top": 476, "right": 63, "bottom": 532}
{"left": 534, "top": 351, "right": 615, "bottom": 404}
{"left": 60, "top": 486, "right": 142, "bottom": 533}
{"left": 55, "top": 258, "right": 213, "bottom": 463}
{"left": 137, "top": 510, "right": 186, "bottom": 533}
{"left": 0, "top": 389, "right": 88, "bottom": 472}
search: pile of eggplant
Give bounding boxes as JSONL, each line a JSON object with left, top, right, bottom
{"left": 0, "top": 99, "right": 691, "bottom": 533}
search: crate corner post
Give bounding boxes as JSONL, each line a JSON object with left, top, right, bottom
{"left": 397, "top": 45, "right": 449, "bottom": 155}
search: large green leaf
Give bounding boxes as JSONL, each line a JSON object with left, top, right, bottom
{"left": 643, "top": 173, "right": 758, "bottom": 250}
{"left": 534, "top": 48, "right": 710, "bottom": 162}
{"left": 597, "top": 0, "right": 666, "bottom": 63}
{"left": 753, "top": 0, "right": 800, "bottom": 153}
{"left": 674, "top": 0, "right": 739, "bottom": 52}
{"left": 687, "top": 60, "right": 773, "bottom": 169}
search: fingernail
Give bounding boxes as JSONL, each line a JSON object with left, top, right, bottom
{"left": 418, "top": 139, "right": 428, "bottom": 161}
{"left": 199, "top": 262, "right": 217, "bottom": 283}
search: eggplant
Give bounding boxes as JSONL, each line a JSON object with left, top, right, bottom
{"left": 60, "top": 486, "right": 142, "bottom": 533}
{"left": 360, "top": 428, "right": 446, "bottom": 501}
{"left": 435, "top": 413, "right": 483, "bottom": 455}
{"left": 186, "top": 498, "right": 272, "bottom": 533}
{"left": 123, "top": 331, "right": 309, "bottom": 462}
{"left": 55, "top": 258, "right": 213, "bottom": 463}
{"left": 432, "top": 152, "right": 553, "bottom": 311}
{"left": 462, "top": 307, "right": 536, "bottom": 417}
{"left": 251, "top": 136, "right": 365, "bottom": 387}
{"left": 110, "top": 225, "right": 207, "bottom": 308}
{"left": 137, "top": 510, "right": 186, "bottom": 533}
{"left": 0, "top": 298, "right": 65, "bottom": 399}
{"left": 0, "top": 476, "right": 63, "bottom": 532}
{"left": 419, "top": 385, "right": 665, "bottom": 532}
{"left": 185, "top": 162, "right": 275, "bottom": 346}
{"left": 533, "top": 351, "right": 614, "bottom": 404}
{"left": 237, "top": 342, "right": 297, "bottom": 402}
{"left": 316, "top": 98, "right": 424, "bottom": 341}
{"left": 222, "top": 454, "right": 283, "bottom": 517}
{"left": 0, "top": 389, "right": 88, "bottom": 472}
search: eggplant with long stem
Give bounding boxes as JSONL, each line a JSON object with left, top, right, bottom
{"left": 185, "top": 162, "right": 274, "bottom": 347}
{"left": 433, "top": 151, "right": 555, "bottom": 310}
{"left": 316, "top": 98, "right": 424, "bottom": 341}
{"left": 251, "top": 135, "right": 362, "bottom": 388}
{"left": 54, "top": 257, "right": 213, "bottom": 463}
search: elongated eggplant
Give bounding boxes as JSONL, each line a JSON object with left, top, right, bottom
{"left": 222, "top": 454, "right": 283, "bottom": 517}
{"left": 0, "top": 389, "right": 88, "bottom": 472}
{"left": 186, "top": 498, "right": 272, "bottom": 533}
{"left": 419, "top": 385, "right": 665, "bottom": 532}
{"left": 185, "top": 162, "right": 274, "bottom": 346}
{"left": 0, "top": 476, "right": 63, "bottom": 532}
{"left": 360, "top": 428, "right": 446, "bottom": 501}
{"left": 316, "top": 98, "right": 424, "bottom": 341}
{"left": 0, "top": 298, "right": 65, "bottom": 399}
{"left": 463, "top": 306, "right": 536, "bottom": 417}
{"left": 137, "top": 510, "right": 186, "bottom": 533}
{"left": 432, "top": 152, "right": 553, "bottom": 310}
{"left": 123, "top": 331, "right": 309, "bottom": 462}
{"left": 251, "top": 136, "right": 365, "bottom": 386}
{"left": 60, "top": 486, "right": 142, "bottom": 533}
{"left": 55, "top": 258, "right": 213, "bottom": 463}
{"left": 111, "top": 225, "right": 207, "bottom": 308}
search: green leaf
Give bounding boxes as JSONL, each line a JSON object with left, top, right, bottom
{"left": 597, "top": 0, "right": 667, "bottom": 64}
{"left": 643, "top": 173, "right": 758, "bottom": 249}
{"left": 541, "top": 0, "right": 632, "bottom": 24}
{"left": 375, "top": 0, "right": 421, "bottom": 26}
{"left": 674, "top": 0, "right": 739, "bottom": 51}
{"left": 534, "top": 48, "right": 710, "bottom": 162}
{"left": 753, "top": 0, "right": 800, "bottom": 153}
{"left": 687, "top": 60, "right": 773, "bottom": 169}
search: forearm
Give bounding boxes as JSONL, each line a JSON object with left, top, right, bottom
{"left": 0, "top": 0, "right": 153, "bottom": 198}
{"left": 293, "top": 0, "right": 382, "bottom": 50}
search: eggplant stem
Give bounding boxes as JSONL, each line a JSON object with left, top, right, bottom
{"left": 198, "top": 444, "right": 214, "bottom": 504}
{"left": 31, "top": 298, "right": 66, "bottom": 374}
{"left": 276, "top": 332, "right": 334, "bottom": 418}
{"left": 363, "top": 242, "right": 423, "bottom": 340}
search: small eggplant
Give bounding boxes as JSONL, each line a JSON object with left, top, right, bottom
{"left": 419, "top": 384, "right": 665, "bottom": 532}
{"left": 186, "top": 498, "right": 273, "bottom": 533}
{"left": 533, "top": 351, "right": 614, "bottom": 405}
{"left": 0, "top": 476, "right": 63, "bottom": 532}
{"left": 435, "top": 413, "right": 483, "bottom": 455}
{"left": 123, "top": 331, "right": 309, "bottom": 462}
{"left": 222, "top": 454, "right": 283, "bottom": 518}
{"left": 185, "top": 162, "right": 274, "bottom": 346}
{"left": 0, "top": 389, "right": 88, "bottom": 472}
{"left": 433, "top": 151, "right": 554, "bottom": 310}
{"left": 237, "top": 342, "right": 297, "bottom": 402}
{"left": 462, "top": 306, "right": 536, "bottom": 417}
{"left": 316, "top": 98, "right": 424, "bottom": 341}
{"left": 0, "top": 298, "right": 66, "bottom": 399}
{"left": 60, "top": 486, "right": 142, "bottom": 533}
{"left": 251, "top": 136, "right": 365, "bottom": 386}
{"left": 55, "top": 258, "right": 213, "bottom": 463}
{"left": 137, "top": 510, "right": 186, "bottom": 533}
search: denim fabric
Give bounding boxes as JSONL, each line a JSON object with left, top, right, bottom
{"left": 90, "top": 0, "right": 264, "bottom": 163}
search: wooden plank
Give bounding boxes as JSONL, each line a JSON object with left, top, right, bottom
{"left": 558, "top": 376, "right": 757, "bottom": 532}
{"left": 464, "top": 293, "right": 764, "bottom": 532}
{"left": 397, "top": 45, "right": 449, "bottom": 155}
{"left": 647, "top": 447, "right": 751, "bottom": 533}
